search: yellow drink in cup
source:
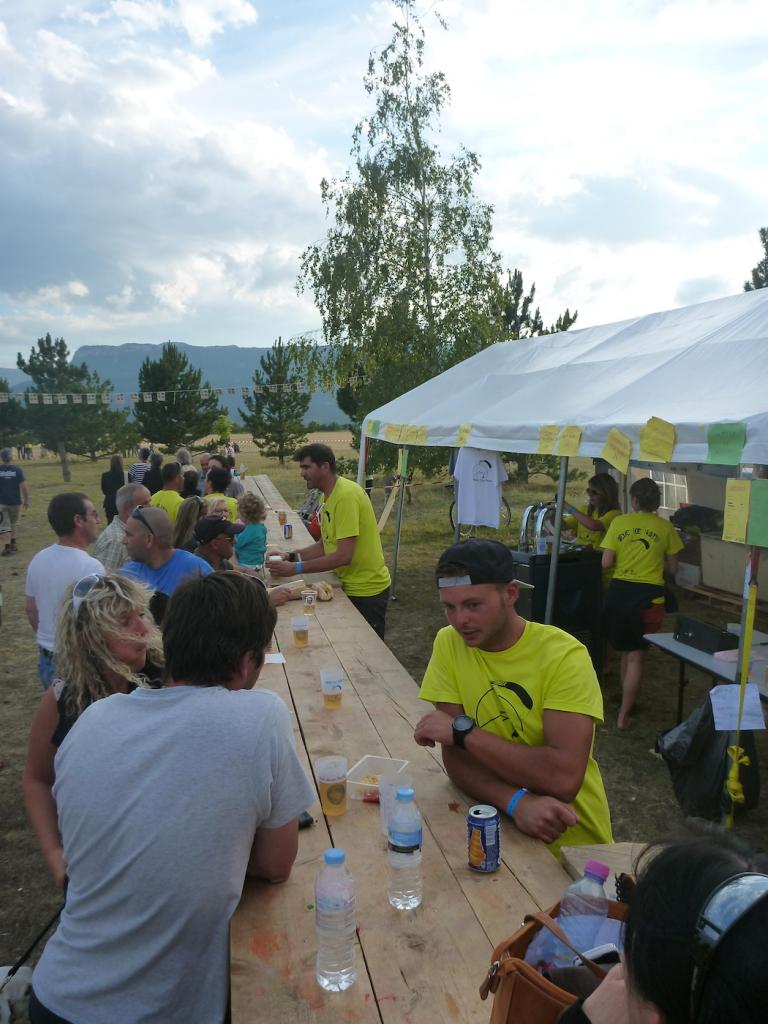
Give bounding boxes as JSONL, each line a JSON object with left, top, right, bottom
{"left": 277, "top": 509, "right": 287, "bottom": 525}
{"left": 321, "top": 668, "right": 344, "bottom": 709}
{"left": 291, "top": 615, "right": 309, "bottom": 648}
{"left": 315, "top": 756, "right": 348, "bottom": 816}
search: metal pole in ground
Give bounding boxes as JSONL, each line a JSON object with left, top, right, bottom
{"left": 390, "top": 446, "right": 409, "bottom": 601}
{"left": 544, "top": 456, "right": 569, "bottom": 624}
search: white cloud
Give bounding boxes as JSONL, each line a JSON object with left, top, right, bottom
{"left": 36, "top": 30, "right": 93, "bottom": 84}
{"left": 108, "top": 0, "right": 257, "bottom": 47}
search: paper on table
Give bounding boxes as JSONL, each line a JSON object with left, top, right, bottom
{"left": 264, "top": 652, "right": 286, "bottom": 664}
{"left": 601, "top": 427, "right": 632, "bottom": 474}
{"left": 747, "top": 479, "right": 768, "bottom": 548}
{"left": 722, "top": 478, "right": 751, "bottom": 544}
{"left": 639, "top": 416, "right": 676, "bottom": 462}
{"left": 709, "top": 684, "right": 766, "bottom": 731}
{"left": 707, "top": 422, "right": 746, "bottom": 465}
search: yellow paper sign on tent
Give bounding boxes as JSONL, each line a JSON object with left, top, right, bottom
{"left": 384, "top": 423, "right": 404, "bottom": 443}
{"left": 722, "top": 479, "right": 751, "bottom": 544}
{"left": 639, "top": 416, "right": 676, "bottom": 463}
{"left": 414, "top": 425, "right": 428, "bottom": 445}
{"left": 537, "top": 425, "right": 559, "bottom": 454}
{"left": 601, "top": 428, "right": 632, "bottom": 474}
{"left": 555, "top": 426, "right": 582, "bottom": 457}
{"left": 456, "top": 423, "right": 472, "bottom": 447}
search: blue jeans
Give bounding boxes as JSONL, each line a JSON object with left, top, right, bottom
{"left": 38, "top": 647, "right": 55, "bottom": 689}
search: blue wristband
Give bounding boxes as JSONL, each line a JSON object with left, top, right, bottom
{"left": 295, "top": 560, "right": 303, "bottom": 575}
{"left": 566, "top": 505, "right": 576, "bottom": 515}
{"left": 506, "top": 789, "right": 529, "bottom": 819}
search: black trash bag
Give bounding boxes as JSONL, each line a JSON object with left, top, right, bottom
{"left": 657, "top": 694, "right": 760, "bottom": 820}
{"left": 670, "top": 505, "right": 723, "bottom": 534}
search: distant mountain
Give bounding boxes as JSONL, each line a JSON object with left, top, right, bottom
{"left": 4, "top": 344, "right": 348, "bottom": 426}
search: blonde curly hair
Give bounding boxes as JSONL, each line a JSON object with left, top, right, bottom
{"left": 55, "top": 574, "right": 164, "bottom": 720}
{"left": 237, "top": 492, "right": 266, "bottom": 524}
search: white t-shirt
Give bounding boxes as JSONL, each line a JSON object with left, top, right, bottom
{"left": 453, "top": 447, "right": 508, "bottom": 527}
{"left": 33, "top": 685, "right": 315, "bottom": 1024}
{"left": 25, "top": 544, "right": 105, "bottom": 650}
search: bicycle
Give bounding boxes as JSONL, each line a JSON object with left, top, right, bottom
{"left": 448, "top": 495, "right": 512, "bottom": 539}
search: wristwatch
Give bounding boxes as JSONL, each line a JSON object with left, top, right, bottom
{"left": 452, "top": 714, "right": 475, "bottom": 749}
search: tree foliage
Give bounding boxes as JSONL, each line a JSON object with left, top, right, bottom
{"left": 134, "top": 342, "right": 222, "bottom": 450}
{"left": 0, "top": 378, "right": 27, "bottom": 449}
{"left": 239, "top": 338, "right": 309, "bottom": 465}
{"left": 17, "top": 333, "right": 125, "bottom": 480}
{"left": 744, "top": 227, "right": 768, "bottom": 292}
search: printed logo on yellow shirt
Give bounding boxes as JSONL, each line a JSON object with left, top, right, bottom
{"left": 474, "top": 680, "right": 534, "bottom": 737}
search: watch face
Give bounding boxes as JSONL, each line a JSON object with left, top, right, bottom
{"left": 453, "top": 715, "right": 474, "bottom": 732}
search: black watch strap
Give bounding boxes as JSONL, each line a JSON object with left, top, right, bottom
{"left": 452, "top": 715, "right": 475, "bottom": 749}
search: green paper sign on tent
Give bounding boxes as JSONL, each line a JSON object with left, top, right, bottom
{"left": 747, "top": 479, "right": 768, "bottom": 549}
{"left": 707, "top": 422, "right": 746, "bottom": 465}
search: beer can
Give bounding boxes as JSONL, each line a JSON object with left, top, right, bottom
{"left": 283, "top": 523, "right": 293, "bottom": 540}
{"left": 467, "top": 804, "right": 501, "bottom": 873}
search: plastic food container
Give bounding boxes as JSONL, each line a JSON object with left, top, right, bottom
{"left": 346, "top": 755, "right": 409, "bottom": 803}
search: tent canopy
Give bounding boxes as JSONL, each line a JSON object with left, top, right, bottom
{"left": 361, "top": 289, "right": 768, "bottom": 465}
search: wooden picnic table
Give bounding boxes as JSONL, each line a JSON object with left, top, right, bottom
{"left": 230, "top": 476, "right": 570, "bottom": 1023}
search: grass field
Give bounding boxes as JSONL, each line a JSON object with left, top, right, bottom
{"left": 2, "top": 434, "right": 767, "bottom": 969}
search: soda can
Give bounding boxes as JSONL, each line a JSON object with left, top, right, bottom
{"left": 467, "top": 804, "right": 501, "bottom": 873}
{"left": 283, "top": 523, "right": 293, "bottom": 540}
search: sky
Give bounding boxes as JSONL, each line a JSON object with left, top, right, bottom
{"left": 1, "top": 0, "right": 767, "bottom": 367}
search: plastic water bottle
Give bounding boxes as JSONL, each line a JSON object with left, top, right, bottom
{"left": 387, "top": 787, "right": 423, "bottom": 910}
{"left": 315, "top": 848, "right": 357, "bottom": 991}
{"left": 552, "top": 859, "right": 609, "bottom": 965}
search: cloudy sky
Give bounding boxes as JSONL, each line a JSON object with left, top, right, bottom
{"left": 1, "top": 0, "right": 767, "bottom": 367}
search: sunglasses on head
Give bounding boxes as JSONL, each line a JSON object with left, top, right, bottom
{"left": 71, "top": 573, "right": 132, "bottom": 617}
{"left": 131, "top": 506, "right": 155, "bottom": 536}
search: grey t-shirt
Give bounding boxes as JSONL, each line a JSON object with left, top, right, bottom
{"left": 33, "top": 686, "right": 315, "bottom": 1024}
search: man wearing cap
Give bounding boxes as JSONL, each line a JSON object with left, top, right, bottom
{"left": 414, "top": 539, "right": 612, "bottom": 857}
{"left": 119, "top": 506, "right": 212, "bottom": 594}
{"left": 194, "top": 516, "right": 291, "bottom": 607}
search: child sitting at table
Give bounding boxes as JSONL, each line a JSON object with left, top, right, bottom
{"left": 235, "top": 493, "right": 268, "bottom": 569}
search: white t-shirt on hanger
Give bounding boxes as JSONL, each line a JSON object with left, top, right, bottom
{"left": 453, "top": 447, "right": 508, "bottom": 527}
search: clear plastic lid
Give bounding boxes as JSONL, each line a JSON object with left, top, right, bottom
{"left": 583, "top": 859, "right": 610, "bottom": 882}
{"left": 324, "top": 848, "right": 346, "bottom": 865}
{"left": 395, "top": 786, "right": 415, "bottom": 802}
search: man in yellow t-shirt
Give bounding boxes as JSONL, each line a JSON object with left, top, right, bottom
{"left": 203, "top": 466, "right": 238, "bottom": 522}
{"left": 150, "top": 463, "right": 184, "bottom": 523}
{"left": 415, "top": 538, "right": 612, "bottom": 858}
{"left": 269, "top": 443, "right": 391, "bottom": 637}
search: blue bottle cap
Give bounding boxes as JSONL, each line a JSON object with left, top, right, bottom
{"left": 395, "top": 786, "right": 415, "bottom": 801}
{"left": 324, "top": 848, "right": 346, "bottom": 865}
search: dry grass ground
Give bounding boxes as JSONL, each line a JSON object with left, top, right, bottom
{"left": 1, "top": 437, "right": 767, "bottom": 970}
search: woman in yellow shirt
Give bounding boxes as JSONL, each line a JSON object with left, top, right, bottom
{"left": 562, "top": 473, "right": 621, "bottom": 575}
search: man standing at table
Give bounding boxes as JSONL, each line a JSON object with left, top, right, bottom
{"left": 269, "top": 442, "right": 391, "bottom": 638}
{"left": 28, "top": 572, "right": 316, "bottom": 1024}
{"left": 414, "top": 539, "right": 612, "bottom": 857}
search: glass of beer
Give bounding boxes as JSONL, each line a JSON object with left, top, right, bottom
{"left": 320, "top": 668, "right": 344, "bottom": 709}
{"left": 277, "top": 509, "right": 288, "bottom": 525}
{"left": 315, "top": 756, "right": 348, "bottom": 816}
{"left": 291, "top": 615, "right": 309, "bottom": 647}
{"left": 301, "top": 588, "right": 317, "bottom": 615}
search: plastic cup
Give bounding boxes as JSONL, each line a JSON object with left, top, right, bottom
{"left": 291, "top": 615, "right": 309, "bottom": 648}
{"left": 379, "top": 771, "right": 412, "bottom": 836}
{"left": 277, "top": 509, "right": 288, "bottom": 525}
{"left": 320, "top": 668, "right": 344, "bottom": 709}
{"left": 315, "top": 755, "right": 348, "bottom": 816}
{"left": 301, "top": 588, "right": 317, "bottom": 615}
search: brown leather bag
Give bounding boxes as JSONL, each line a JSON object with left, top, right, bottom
{"left": 479, "top": 901, "right": 627, "bottom": 1024}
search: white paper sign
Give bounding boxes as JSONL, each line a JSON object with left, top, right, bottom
{"left": 709, "top": 684, "right": 766, "bottom": 732}
{"left": 264, "top": 652, "right": 286, "bottom": 664}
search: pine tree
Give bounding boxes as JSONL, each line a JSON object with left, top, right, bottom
{"left": 239, "top": 339, "right": 309, "bottom": 465}
{"left": 134, "top": 342, "right": 222, "bottom": 449}
{"left": 0, "top": 378, "right": 27, "bottom": 449}
{"left": 744, "top": 227, "right": 768, "bottom": 291}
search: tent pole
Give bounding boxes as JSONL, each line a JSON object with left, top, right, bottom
{"left": 356, "top": 431, "right": 368, "bottom": 486}
{"left": 390, "top": 446, "right": 409, "bottom": 601}
{"left": 453, "top": 448, "right": 461, "bottom": 542}
{"left": 544, "top": 456, "right": 569, "bottom": 624}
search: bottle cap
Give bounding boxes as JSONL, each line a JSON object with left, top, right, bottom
{"left": 324, "top": 848, "right": 346, "bottom": 865}
{"left": 584, "top": 859, "right": 610, "bottom": 882}
{"left": 395, "top": 786, "right": 415, "bottom": 802}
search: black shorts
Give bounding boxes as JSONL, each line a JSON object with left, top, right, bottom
{"left": 347, "top": 587, "right": 390, "bottom": 639}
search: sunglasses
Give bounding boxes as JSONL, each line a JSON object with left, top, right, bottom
{"left": 689, "top": 872, "right": 768, "bottom": 1018}
{"left": 131, "top": 506, "right": 155, "bottom": 536}
{"left": 71, "top": 573, "right": 132, "bottom": 616}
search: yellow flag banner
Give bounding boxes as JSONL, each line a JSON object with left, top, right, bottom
{"left": 537, "top": 425, "right": 559, "bottom": 454}
{"left": 601, "top": 427, "right": 632, "bottom": 474}
{"left": 555, "top": 426, "right": 582, "bottom": 457}
{"left": 639, "top": 416, "right": 676, "bottom": 463}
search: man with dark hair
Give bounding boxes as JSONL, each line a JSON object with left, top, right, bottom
{"left": 119, "top": 505, "right": 212, "bottom": 594}
{"left": 0, "top": 446, "right": 29, "bottom": 556}
{"left": 204, "top": 465, "right": 238, "bottom": 521}
{"left": 270, "top": 442, "right": 391, "bottom": 637}
{"left": 25, "top": 493, "right": 104, "bottom": 688}
{"left": 194, "top": 516, "right": 291, "bottom": 606}
{"left": 93, "top": 482, "right": 151, "bottom": 572}
{"left": 29, "top": 572, "right": 315, "bottom": 1024}
{"left": 150, "top": 462, "right": 184, "bottom": 523}
{"left": 127, "top": 447, "right": 151, "bottom": 484}
{"left": 414, "top": 538, "right": 612, "bottom": 857}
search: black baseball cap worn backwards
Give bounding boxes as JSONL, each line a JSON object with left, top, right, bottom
{"left": 436, "top": 539, "right": 534, "bottom": 589}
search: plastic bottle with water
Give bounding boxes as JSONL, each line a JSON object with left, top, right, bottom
{"left": 387, "top": 787, "right": 423, "bottom": 910}
{"left": 315, "top": 848, "right": 357, "bottom": 991}
{"left": 552, "top": 859, "right": 610, "bottom": 965}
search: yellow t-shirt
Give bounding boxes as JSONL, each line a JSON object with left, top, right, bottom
{"left": 205, "top": 492, "right": 238, "bottom": 523}
{"left": 150, "top": 489, "right": 184, "bottom": 523}
{"left": 601, "top": 511, "right": 683, "bottom": 587}
{"left": 419, "top": 621, "right": 613, "bottom": 857}
{"left": 321, "top": 477, "right": 391, "bottom": 597}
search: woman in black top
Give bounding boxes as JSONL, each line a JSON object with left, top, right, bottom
{"left": 100, "top": 454, "right": 125, "bottom": 522}
{"left": 142, "top": 451, "right": 164, "bottom": 494}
